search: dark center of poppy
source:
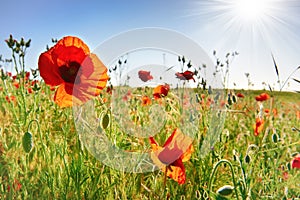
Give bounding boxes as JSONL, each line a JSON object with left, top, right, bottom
{"left": 59, "top": 61, "right": 82, "bottom": 84}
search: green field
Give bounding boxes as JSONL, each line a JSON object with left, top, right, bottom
{"left": 1, "top": 75, "right": 299, "bottom": 199}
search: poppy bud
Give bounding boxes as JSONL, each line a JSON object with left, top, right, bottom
{"left": 187, "top": 61, "right": 192, "bottom": 68}
{"left": 25, "top": 39, "right": 31, "bottom": 47}
{"left": 102, "top": 113, "right": 110, "bottom": 129}
{"left": 291, "top": 152, "right": 299, "bottom": 157}
{"left": 227, "top": 94, "right": 232, "bottom": 105}
{"left": 232, "top": 94, "right": 237, "bottom": 103}
{"left": 182, "top": 56, "right": 185, "bottom": 64}
{"left": 5, "top": 34, "right": 16, "bottom": 48}
{"left": 22, "top": 132, "right": 33, "bottom": 153}
{"left": 245, "top": 154, "right": 251, "bottom": 164}
{"left": 217, "top": 185, "right": 234, "bottom": 196}
{"left": 286, "top": 162, "right": 291, "bottom": 171}
{"left": 272, "top": 133, "right": 279, "bottom": 143}
{"left": 14, "top": 47, "right": 20, "bottom": 53}
{"left": 20, "top": 38, "right": 25, "bottom": 46}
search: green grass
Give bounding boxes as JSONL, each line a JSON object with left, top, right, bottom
{"left": 0, "top": 75, "right": 300, "bottom": 200}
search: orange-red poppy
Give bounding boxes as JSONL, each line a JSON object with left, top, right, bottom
{"left": 291, "top": 155, "right": 300, "bottom": 169}
{"left": 138, "top": 70, "right": 153, "bottom": 82}
{"left": 38, "top": 36, "right": 109, "bottom": 107}
{"left": 7, "top": 179, "right": 22, "bottom": 192}
{"left": 153, "top": 84, "right": 170, "bottom": 99}
{"left": 236, "top": 93, "right": 244, "bottom": 98}
{"left": 13, "top": 81, "right": 19, "bottom": 89}
{"left": 141, "top": 95, "right": 151, "bottom": 106}
{"left": 5, "top": 95, "right": 16, "bottom": 103}
{"left": 255, "top": 93, "right": 270, "bottom": 101}
{"left": 6, "top": 72, "right": 12, "bottom": 77}
{"left": 149, "top": 128, "right": 194, "bottom": 184}
{"left": 122, "top": 90, "right": 132, "bottom": 101}
{"left": 175, "top": 70, "right": 195, "bottom": 82}
{"left": 253, "top": 117, "right": 264, "bottom": 136}
{"left": 27, "top": 87, "right": 33, "bottom": 94}
{"left": 25, "top": 71, "right": 30, "bottom": 81}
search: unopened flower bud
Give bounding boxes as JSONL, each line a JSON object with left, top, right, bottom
{"left": 25, "top": 39, "right": 31, "bottom": 47}
{"left": 245, "top": 154, "right": 251, "bottom": 164}
{"left": 272, "top": 133, "right": 279, "bottom": 143}
{"left": 217, "top": 185, "right": 234, "bottom": 196}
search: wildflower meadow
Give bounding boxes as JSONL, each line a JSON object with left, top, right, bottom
{"left": 0, "top": 33, "right": 300, "bottom": 200}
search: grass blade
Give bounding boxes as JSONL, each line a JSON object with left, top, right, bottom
{"left": 271, "top": 53, "right": 279, "bottom": 78}
{"left": 292, "top": 78, "right": 300, "bottom": 84}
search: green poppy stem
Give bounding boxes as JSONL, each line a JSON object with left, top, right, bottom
{"left": 208, "top": 159, "right": 239, "bottom": 200}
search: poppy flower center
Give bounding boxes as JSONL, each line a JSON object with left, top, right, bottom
{"left": 59, "top": 61, "right": 82, "bottom": 84}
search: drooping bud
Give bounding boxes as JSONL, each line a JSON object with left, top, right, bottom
{"left": 217, "top": 185, "right": 234, "bottom": 196}
{"left": 22, "top": 132, "right": 34, "bottom": 153}
{"left": 272, "top": 133, "right": 279, "bottom": 143}
{"left": 245, "top": 154, "right": 251, "bottom": 164}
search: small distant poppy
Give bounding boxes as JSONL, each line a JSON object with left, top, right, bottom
{"left": 13, "top": 81, "right": 19, "bottom": 89}
{"left": 264, "top": 109, "right": 270, "bottom": 114}
{"left": 38, "top": 36, "right": 109, "bottom": 107}
{"left": 138, "top": 70, "right": 153, "bottom": 82}
{"left": 27, "top": 87, "right": 33, "bottom": 94}
{"left": 291, "top": 155, "right": 300, "bottom": 169}
{"left": 253, "top": 118, "right": 264, "bottom": 136}
{"left": 255, "top": 93, "right": 270, "bottom": 101}
{"left": 149, "top": 128, "right": 194, "bottom": 184}
{"left": 25, "top": 71, "right": 30, "bottom": 80}
{"left": 175, "top": 70, "right": 195, "bottom": 82}
{"left": 5, "top": 95, "right": 16, "bottom": 103}
{"left": 236, "top": 93, "right": 244, "bottom": 98}
{"left": 141, "top": 95, "right": 151, "bottom": 106}
{"left": 153, "top": 84, "right": 170, "bottom": 99}
{"left": 122, "top": 90, "right": 132, "bottom": 101}
{"left": 7, "top": 179, "right": 22, "bottom": 192}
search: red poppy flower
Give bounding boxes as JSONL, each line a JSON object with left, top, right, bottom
{"left": 7, "top": 179, "right": 22, "bottom": 192}
{"left": 255, "top": 93, "right": 270, "bottom": 101}
{"left": 264, "top": 109, "right": 270, "bottom": 113}
{"left": 153, "top": 84, "right": 170, "bottom": 99}
{"left": 149, "top": 128, "right": 194, "bottom": 184}
{"left": 175, "top": 70, "right": 195, "bottom": 82}
{"left": 141, "top": 95, "right": 151, "bottom": 106}
{"left": 236, "top": 93, "right": 244, "bottom": 98}
{"left": 253, "top": 118, "right": 264, "bottom": 136}
{"left": 291, "top": 155, "right": 300, "bottom": 169}
{"left": 38, "top": 36, "right": 109, "bottom": 107}
{"left": 27, "top": 87, "right": 33, "bottom": 94}
{"left": 138, "top": 70, "right": 153, "bottom": 82}
{"left": 5, "top": 95, "right": 16, "bottom": 103}
{"left": 122, "top": 90, "right": 132, "bottom": 101}
{"left": 13, "top": 81, "right": 19, "bottom": 89}
{"left": 25, "top": 71, "right": 30, "bottom": 80}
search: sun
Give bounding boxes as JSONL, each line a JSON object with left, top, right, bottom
{"left": 233, "top": 0, "right": 271, "bottom": 22}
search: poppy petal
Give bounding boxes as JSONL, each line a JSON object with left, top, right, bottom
{"left": 38, "top": 51, "right": 63, "bottom": 86}
{"left": 54, "top": 84, "right": 73, "bottom": 107}
{"left": 166, "top": 159, "right": 186, "bottom": 184}
{"left": 57, "top": 36, "right": 90, "bottom": 54}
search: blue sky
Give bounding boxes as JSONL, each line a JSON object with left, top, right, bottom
{"left": 1, "top": 0, "right": 300, "bottom": 91}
